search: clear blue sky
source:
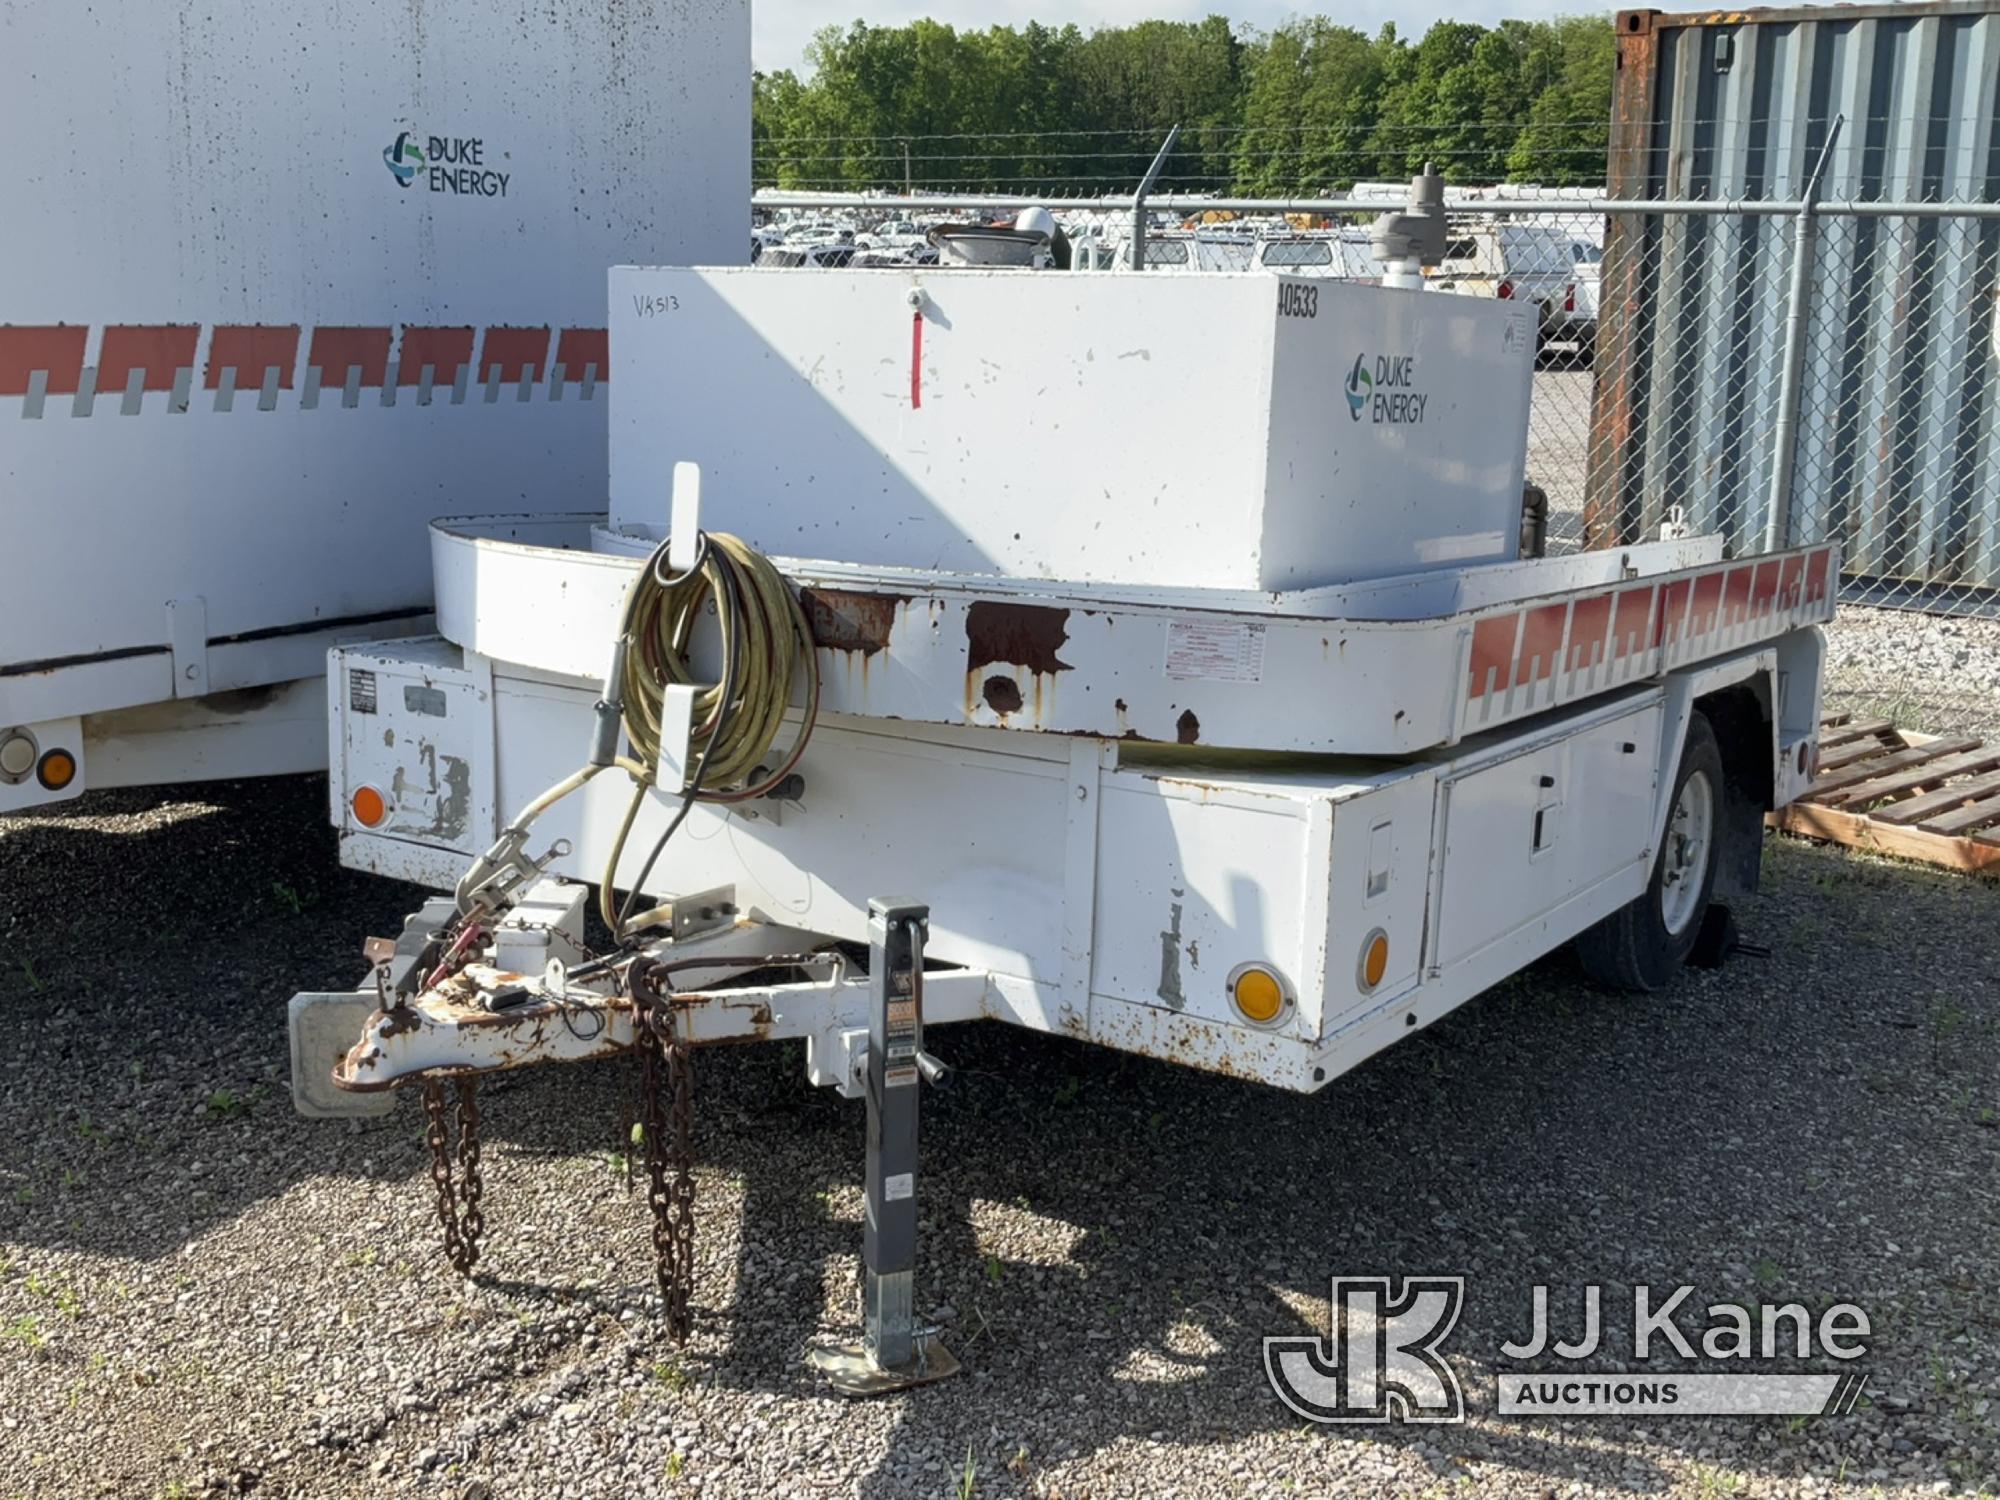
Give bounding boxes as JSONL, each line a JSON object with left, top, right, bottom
{"left": 754, "top": 1, "right": 1613, "bottom": 75}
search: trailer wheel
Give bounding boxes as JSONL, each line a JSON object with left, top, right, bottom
{"left": 1575, "top": 712, "right": 1723, "bottom": 992}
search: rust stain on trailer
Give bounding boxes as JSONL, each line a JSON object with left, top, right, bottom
{"left": 965, "top": 601, "right": 1071, "bottom": 674}
{"left": 802, "top": 587, "right": 907, "bottom": 656}
{"left": 981, "top": 675, "right": 1024, "bottom": 715}
{"left": 1089, "top": 1002, "right": 1296, "bottom": 1084}
{"left": 964, "top": 601, "right": 1073, "bottom": 726}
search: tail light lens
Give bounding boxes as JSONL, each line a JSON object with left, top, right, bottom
{"left": 1497, "top": 279, "right": 1514, "bottom": 299}
{"left": 1565, "top": 283, "right": 1577, "bottom": 312}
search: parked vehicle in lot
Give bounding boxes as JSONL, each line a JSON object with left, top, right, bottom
{"left": 1571, "top": 239, "right": 1603, "bottom": 354}
{"left": 758, "top": 243, "right": 861, "bottom": 268}
{"left": 1255, "top": 231, "right": 1390, "bottom": 280}
{"left": 1432, "top": 222, "right": 1590, "bottom": 348}
{"left": 0, "top": 0, "right": 748, "bottom": 815}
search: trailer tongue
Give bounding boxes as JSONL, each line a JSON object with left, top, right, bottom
{"left": 291, "top": 218, "right": 1833, "bottom": 1391}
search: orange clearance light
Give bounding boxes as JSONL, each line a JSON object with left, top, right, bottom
{"left": 36, "top": 747, "right": 77, "bottom": 792}
{"left": 1358, "top": 930, "right": 1391, "bottom": 992}
{"left": 1229, "top": 963, "right": 1289, "bottom": 1026}
{"left": 351, "top": 784, "right": 388, "bottom": 828}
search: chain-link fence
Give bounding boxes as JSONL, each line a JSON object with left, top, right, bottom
{"left": 1587, "top": 198, "right": 2000, "bottom": 617}
{"left": 753, "top": 189, "right": 2000, "bottom": 616}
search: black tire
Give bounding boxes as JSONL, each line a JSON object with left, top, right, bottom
{"left": 1575, "top": 711, "right": 1724, "bottom": 992}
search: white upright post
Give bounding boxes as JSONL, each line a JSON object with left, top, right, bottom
{"left": 670, "top": 461, "right": 703, "bottom": 576}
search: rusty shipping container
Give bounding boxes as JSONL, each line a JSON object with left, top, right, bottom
{"left": 1588, "top": 2, "right": 2000, "bottom": 607}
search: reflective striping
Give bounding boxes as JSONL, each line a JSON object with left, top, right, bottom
{"left": 96, "top": 325, "right": 199, "bottom": 393}
{"left": 1466, "top": 614, "right": 1517, "bottom": 698}
{"left": 1687, "top": 572, "right": 1724, "bottom": 638}
{"left": 1750, "top": 558, "right": 1781, "bottom": 613}
{"left": 1778, "top": 553, "right": 1805, "bottom": 608}
{"left": 1565, "top": 592, "right": 1614, "bottom": 674}
{"left": 306, "top": 327, "right": 393, "bottom": 388}
{"left": 1611, "top": 585, "right": 1655, "bottom": 661}
{"left": 479, "top": 326, "right": 551, "bottom": 383}
{"left": 1515, "top": 603, "right": 1567, "bottom": 686}
{"left": 205, "top": 325, "right": 299, "bottom": 389}
{"left": 556, "top": 327, "right": 609, "bottom": 383}
{"left": 4, "top": 323, "right": 607, "bottom": 411}
{"left": 0, "top": 325, "right": 88, "bottom": 396}
{"left": 1464, "top": 544, "right": 1839, "bottom": 712}
{"left": 1654, "top": 580, "right": 1692, "bottom": 650}
{"left": 398, "top": 326, "right": 475, "bottom": 386}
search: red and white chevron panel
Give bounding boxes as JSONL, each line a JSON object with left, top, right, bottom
{"left": 1459, "top": 543, "right": 1837, "bottom": 735}
{"left": 0, "top": 323, "right": 610, "bottom": 417}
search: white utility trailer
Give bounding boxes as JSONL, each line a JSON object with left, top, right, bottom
{"left": 0, "top": 0, "right": 747, "bottom": 812}
{"left": 289, "top": 253, "right": 1832, "bottom": 1387}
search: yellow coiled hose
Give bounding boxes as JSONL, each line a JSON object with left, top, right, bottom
{"left": 598, "top": 532, "right": 820, "bottom": 935}
{"left": 462, "top": 530, "right": 819, "bottom": 943}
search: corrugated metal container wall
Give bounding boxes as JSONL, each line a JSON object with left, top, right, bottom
{"left": 1589, "top": 3, "right": 2000, "bottom": 605}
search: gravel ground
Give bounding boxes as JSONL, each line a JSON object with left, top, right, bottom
{"left": 1823, "top": 608, "right": 2000, "bottom": 741}
{"left": 2, "top": 771, "right": 1997, "bottom": 1500}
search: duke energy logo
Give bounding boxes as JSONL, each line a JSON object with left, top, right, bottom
{"left": 383, "top": 130, "right": 426, "bottom": 188}
{"left": 382, "top": 129, "right": 511, "bottom": 197}
{"left": 1344, "top": 354, "right": 1373, "bottom": 421}
{"left": 1345, "top": 353, "right": 1429, "bottom": 426}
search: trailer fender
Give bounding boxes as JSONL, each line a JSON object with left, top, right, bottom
{"left": 1655, "top": 649, "right": 1779, "bottom": 899}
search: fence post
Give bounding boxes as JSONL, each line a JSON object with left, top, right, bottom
{"left": 1766, "top": 116, "right": 1844, "bottom": 556}
{"left": 1130, "top": 124, "right": 1179, "bottom": 272}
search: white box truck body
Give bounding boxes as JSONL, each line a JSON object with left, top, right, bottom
{"left": 0, "top": 0, "right": 748, "bottom": 810}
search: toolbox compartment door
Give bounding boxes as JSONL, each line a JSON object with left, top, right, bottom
{"left": 1431, "top": 702, "right": 1662, "bottom": 974}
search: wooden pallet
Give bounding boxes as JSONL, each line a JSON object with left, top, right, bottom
{"left": 1771, "top": 714, "right": 2000, "bottom": 875}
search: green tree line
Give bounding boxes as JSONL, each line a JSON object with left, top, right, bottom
{"left": 754, "top": 14, "right": 1615, "bottom": 195}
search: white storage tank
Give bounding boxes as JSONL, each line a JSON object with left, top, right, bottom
{"left": 609, "top": 268, "right": 1537, "bottom": 592}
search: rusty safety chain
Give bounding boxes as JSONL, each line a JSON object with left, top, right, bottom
{"left": 420, "top": 1076, "right": 485, "bottom": 1276}
{"left": 630, "top": 957, "right": 699, "bottom": 1343}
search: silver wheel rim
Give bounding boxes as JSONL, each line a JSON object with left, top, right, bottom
{"left": 1659, "top": 768, "right": 1715, "bottom": 937}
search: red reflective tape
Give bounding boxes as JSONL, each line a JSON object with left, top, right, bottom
{"left": 1687, "top": 572, "right": 1724, "bottom": 638}
{"left": 910, "top": 311, "right": 923, "bottom": 409}
{"left": 1804, "top": 546, "right": 1831, "bottom": 604}
{"left": 556, "top": 327, "right": 609, "bottom": 381}
{"left": 1466, "top": 613, "right": 1517, "bottom": 698}
{"left": 1566, "top": 593, "right": 1614, "bottom": 673}
{"left": 1612, "top": 585, "right": 1656, "bottom": 660}
{"left": 307, "top": 326, "right": 392, "bottom": 388}
{"left": 0, "top": 325, "right": 87, "bottom": 396}
{"left": 1778, "top": 553, "right": 1805, "bottom": 610}
{"left": 1723, "top": 563, "right": 1755, "bottom": 625}
{"left": 480, "top": 326, "right": 550, "bottom": 383}
{"left": 1654, "top": 580, "right": 1691, "bottom": 648}
{"left": 205, "top": 325, "right": 299, "bottom": 389}
{"left": 1516, "top": 603, "right": 1567, "bottom": 685}
{"left": 97, "top": 324, "right": 199, "bottom": 393}
{"left": 1749, "top": 559, "right": 1781, "bottom": 615}
{"left": 397, "top": 326, "right": 475, "bottom": 386}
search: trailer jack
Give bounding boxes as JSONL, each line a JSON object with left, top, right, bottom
{"left": 807, "top": 899, "right": 961, "bottom": 1396}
